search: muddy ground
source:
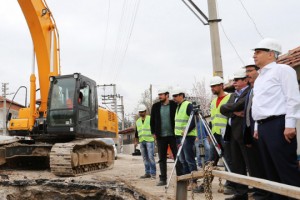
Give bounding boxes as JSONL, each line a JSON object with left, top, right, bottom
{"left": 0, "top": 154, "right": 238, "bottom": 200}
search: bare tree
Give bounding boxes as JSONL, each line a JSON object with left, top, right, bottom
{"left": 134, "top": 90, "right": 152, "bottom": 120}
{"left": 187, "top": 78, "right": 212, "bottom": 117}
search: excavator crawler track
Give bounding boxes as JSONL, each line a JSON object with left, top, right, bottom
{"left": 50, "top": 139, "right": 114, "bottom": 176}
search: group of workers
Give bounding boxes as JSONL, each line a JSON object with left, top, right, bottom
{"left": 134, "top": 38, "right": 300, "bottom": 200}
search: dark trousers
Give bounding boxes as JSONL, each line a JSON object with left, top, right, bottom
{"left": 212, "top": 133, "right": 224, "bottom": 166}
{"left": 246, "top": 139, "right": 270, "bottom": 200}
{"left": 230, "top": 137, "right": 249, "bottom": 196}
{"left": 258, "top": 116, "right": 300, "bottom": 200}
{"left": 213, "top": 133, "right": 235, "bottom": 188}
{"left": 157, "top": 136, "right": 183, "bottom": 181}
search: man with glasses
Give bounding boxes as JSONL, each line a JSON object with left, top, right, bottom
{"left": 172, "top": 88, "right": 198, "bottom": 191}
{"left": 221, "top": 69, "right": 250, "bottom": 200}
{"left": 243, "top": 61, "right": 270, "bottom": 200}
{"left": 135, "top": 104, "right": 156, "bottom": 179}
{"left": 252, "top": 38, "right": 300, "bottom": 199}
{"left": 150, "top": 88, "right": 182, "bottom": 186}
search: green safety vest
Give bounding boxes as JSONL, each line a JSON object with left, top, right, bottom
{"left": 210, "top": 94, "right": 231, "bottom": 135}
{"left": 175, "top": 101, "right": 196, "bottom": 136}
{"left": 136, "top": 115, "right": 154, "bottom": 143}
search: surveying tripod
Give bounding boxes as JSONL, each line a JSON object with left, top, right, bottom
{"left": 165, "top": 103, "right": 231, "bottom": 191}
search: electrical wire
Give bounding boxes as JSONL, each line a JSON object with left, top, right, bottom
{"left": 109, "top": 0, "right": 140, "bottom": 83}
{"left": 220, "top": 23, "right": 245, "bottom": 66}
{"left": 237, "top": 0, "right": 264, "bottom": 39}
{"left": 113, "top": 0, "right": 140, "bottom": 82}
{"left": 215, "top": 0, "right": 245, "bottom": 65}
{"left": 99, "top": 0, "right": 111, "bottom": 82}
{"left": 109, "top": 0, "right": 130, "bottom": 83}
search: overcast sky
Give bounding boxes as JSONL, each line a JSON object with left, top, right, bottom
{"left": 1, "top": 0, "right": 300, "bottom": 119}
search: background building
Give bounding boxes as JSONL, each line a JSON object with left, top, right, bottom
{"left": 0, "top": 97, "right": 24, "bottom": 135}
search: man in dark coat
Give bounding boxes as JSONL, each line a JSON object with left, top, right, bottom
{"left": 221, "top": 69, "right": 250, "bottom": 200}
{"left": 150, "top": 88, "right": 182, "bottom": 186}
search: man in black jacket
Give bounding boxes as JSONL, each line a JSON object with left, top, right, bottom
{"left": 150, "top": 88, "right": 182, "bottom": 186}
{"left": 221, "top": 69, "right": 250, "bottom": 200}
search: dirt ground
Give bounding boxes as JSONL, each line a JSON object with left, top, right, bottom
{"left": 0, "top": 154, "right": 237, "bottom": 200}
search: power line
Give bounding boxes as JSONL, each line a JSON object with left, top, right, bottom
{"left": 109, "top": 0, "right": 130, "bottom": 83}
{"left": 99, "top": 0, "right": 111, "bottom": 82}
{"left": 215, "top": 0, "right": 244, "bottom": 65}
{"left": 113, "top": 0, "right": 140, "bottom": 82}
{"left": 220, "top": 23, "right": 245, "bottom": 66}
{"left": 237, "top": 0, "right": 264, "bottom": 39}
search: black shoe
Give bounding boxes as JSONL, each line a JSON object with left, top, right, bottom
{"left": 193, "top": 185, "right": 204, "bottom": 193}
{"left": 225, "top": 194, "right": 248, "bottom": 200}
{"left": 223, "top": 186, "right": 236, "bottom": 195}
{"left": 140, "top": 174, "right": 151, "bottom": 179}
{"left": 156, "top": 180, "right": 167, "bottom": 186}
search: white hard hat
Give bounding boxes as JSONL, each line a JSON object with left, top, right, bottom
{"left": 172, "top": 87, "right": 185, "bottom": 96}
{"left": 137, "top": 104, "right": 147, "bottom": 112}
{"left": 233, "top": 68, "right": 247, "bottom": 79}
{"left": 210, "top": 76, "right": 224, "bottom": 86}
{"left": 157, "top": 87, "right": 169, "bottom": 94}
{"left": 253, "top": 38, "right": 282, "bottom": 54}
{"left": 243, "top": 58, "right": 256, "bottom": 68}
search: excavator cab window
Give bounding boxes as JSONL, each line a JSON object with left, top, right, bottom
{"left": 48, "top": 77, "right": 76, "bottom": 126}
{"left": 79, "top": 85, "right": 89, "bottom": 107}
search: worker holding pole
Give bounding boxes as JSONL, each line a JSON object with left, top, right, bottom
{"left": 172, "top": 88, "right": 198, "bottom": 191}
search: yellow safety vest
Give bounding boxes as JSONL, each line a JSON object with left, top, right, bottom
{"left": 136, "top": 115, "right": 154, "bottom": 142}
{"left": 175, "top": 101, "right": 196, "bottom": 136}
{"left": 210, "top": 94, "right": 231, "bottom": 135}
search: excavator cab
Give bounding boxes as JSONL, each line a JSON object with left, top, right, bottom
{"left": 47, "top": 73, "right": 100, "bottom": 140}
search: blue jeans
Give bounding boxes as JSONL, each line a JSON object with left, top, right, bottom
{"left": 140, "top": 141, "right": 156, "bottom": 175}
{"left": 176, "top": 136, "right": 197, "bottom": 175}
{"left": 195, "top": 138, "right": 210, "bottom": 167}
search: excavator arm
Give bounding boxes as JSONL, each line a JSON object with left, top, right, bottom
{"left": 9, "top": 0, "right": 60, "bottom": 132}
{"left": 19, "top": 0, "right": 60, "bottom": 113}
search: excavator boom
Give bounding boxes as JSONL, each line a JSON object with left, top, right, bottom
{"left": 18, "top": 0, "right": 60, "bottom": 113}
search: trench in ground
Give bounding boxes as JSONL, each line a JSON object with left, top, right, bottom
{"left": 0, "top": 178, "right": 150, "bottom": 200}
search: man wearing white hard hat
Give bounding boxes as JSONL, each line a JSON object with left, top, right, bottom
{"left": 150, "top": 88, "right": 183, "bottom": 186}
{"left": 252, "top": 38, "right": 300, "bottom": 199}
{"left": 243, "top": 61, "right": 270, "bottom": 199}
{"left": 172, "top": 87, "right": 198, "bottom": 191}
{"left": 209, "top": 76, "right": 235, "bottom": 195}
{"left": 135, "top": 104, "right": 156, "bottom": 179}
{"left": 220, "top": 69, "right": 250, "bottom": 200}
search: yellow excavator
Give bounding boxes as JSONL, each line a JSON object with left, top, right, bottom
{"left": 0, "top": 0, "right": 118, "bottom": 176}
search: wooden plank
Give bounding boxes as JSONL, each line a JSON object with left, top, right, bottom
{"left": 176, "top": 170, "right": 300, "bottom": 199}
{"left": 177, "top": 170, "right": 204, "bottom": 181}
{"left": 175, "top": 180, "right": 188, "bottom": 200}
{"left": 212, "top": 170, "right": 300, "bottom": 199}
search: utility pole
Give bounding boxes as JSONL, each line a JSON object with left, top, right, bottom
{"left": 207, "top": 0, "right": 223, "bottom": 77}
{"left": 113, "top": 84, "right": 117, "bottom": 114}
{"left": 120, "top": 96, "right": 125, "bottom": 130}
{"left": 97, "top": 84, "right": 118, "bottom": 113}
{"left": 149, "top": 84, "right": 152, "bottom": 107}
{"left": 1, "top": 83, "right": 8, "bottom": 135}
{"left": 182, "top": 0, "right": 223, "bottom": 77}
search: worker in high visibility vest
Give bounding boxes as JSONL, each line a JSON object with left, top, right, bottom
{"left": 210, "top": 76, "right": 231, "bottom": 166}
{"left": 209, "top": 76, "right": 235, "bottom": 195}
{"left": 134, "top": 104, "right": 156, "bottom": 179}
{"left": 172, "top": 87, "right": 198, "bottom": 191}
